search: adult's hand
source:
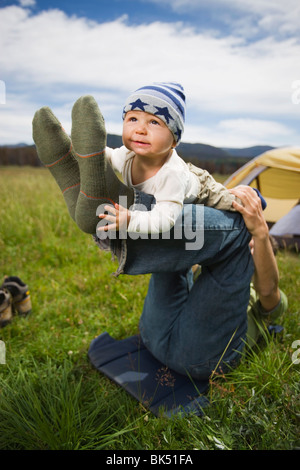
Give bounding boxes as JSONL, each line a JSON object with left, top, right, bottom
{"left": 229, "top": 185, "right": 268, "bottom": 239}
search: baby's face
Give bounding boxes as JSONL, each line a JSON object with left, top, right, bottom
{"left": 122, "top": 110, "right": 175, "bottom": 161}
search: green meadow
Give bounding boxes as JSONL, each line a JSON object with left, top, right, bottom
{"left": 0, "top": 166, "right": 299, "bottom": 450}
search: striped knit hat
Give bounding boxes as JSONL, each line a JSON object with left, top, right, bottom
{"left": 122, "top": 82, "right": 185, "bottom": 144}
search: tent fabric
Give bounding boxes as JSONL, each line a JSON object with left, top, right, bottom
{"left": 269, "top": 204, "right": 300, "bottom": 248}
{"left": 225, "top": 148, "right": 300, "bottom": 189}
{"left": 262, "top": 197, "right": 298, "bottom": 225}
{"left": 224, "top": 147, "right": 300, "bottom": 224}
{"left": 256, "top": 147, "right": 300, "bottom": 172}
{"left": 270, "top": 205, "right": 300, "bottom": 236}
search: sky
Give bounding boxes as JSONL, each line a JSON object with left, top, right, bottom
{"left": 0, "top": 0, "right": 299, "bottom": 148}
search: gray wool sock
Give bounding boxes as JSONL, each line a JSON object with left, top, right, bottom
{"left": 71, "top": 95, "right": 134, "bottom": 234}
{"left": 32, "top": 107, "right": 80, "bottom": 221}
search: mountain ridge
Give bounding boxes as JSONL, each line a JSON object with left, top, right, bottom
{"left": 0, "top": 136, "right": 276, "bottom": 171}
{"left": 107, "top": 134, "right": 275, "bottom": 159}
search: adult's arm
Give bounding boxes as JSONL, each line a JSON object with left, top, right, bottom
{"left": 229, "top": 185, "right": 281, "bottom": 312}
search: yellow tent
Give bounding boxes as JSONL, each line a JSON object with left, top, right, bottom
{"left": 224, "top": 147, "right": 300, "bottom": 224}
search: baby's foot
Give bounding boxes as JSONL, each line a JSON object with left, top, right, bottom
{"left": 71, "top": 95, "right": 106, "bottom": 157}
{"left": 32, "top": 107, "right": 80, "bottom": 220}
{"left": 70, "top": 95, "right": 134, "bottom": 234}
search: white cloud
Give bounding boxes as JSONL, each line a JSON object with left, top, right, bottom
{"left": 217, "top": 118, "right": 293, "bottom": 147}
{"left": 184, "top": 118, "right": 295, "bottom": 148}
{"left": 143, "top": 0, "right": 300, "bottom": 37}
{"left": 0, "top": 92, "right": 37, "bottom": 144}
{"left": 19, "top": 0, "right": 36, "bottom": 7}
{"left": 0, "top": 5, "right": 299, "bottom": 147}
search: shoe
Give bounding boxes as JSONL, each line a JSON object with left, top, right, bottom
{"left": 0, "top": 289, "right": 13, "bottom": 328}
{"left": 1, "top": 276, "right": 32, "bottom": 316}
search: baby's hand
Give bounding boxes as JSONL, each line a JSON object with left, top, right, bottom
{"left": 97, "top": 203, "right": 131, "bottom": 232}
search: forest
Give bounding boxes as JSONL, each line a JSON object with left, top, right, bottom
{"left": 0, "top": 137, "right": 272, "bottom": 175}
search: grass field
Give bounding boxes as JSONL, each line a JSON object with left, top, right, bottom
{"left": 0, "top": 166, "right": 299, "bottom": 450}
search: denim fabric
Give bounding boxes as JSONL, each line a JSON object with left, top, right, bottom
{"left": 94, "top": 190, "right": 254, "bottom": 380}
{"left": 122, "top": 190, "right": 254, "bottom": 380}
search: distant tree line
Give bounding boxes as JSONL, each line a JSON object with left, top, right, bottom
{"left": 181, "top": 156, "right": 249, "bottom": 175}
{"left": 0, "top": 145, "right": 42, "bottom": 167}
{"left": 0, "top": 143, "right": 249, "bottom": 175}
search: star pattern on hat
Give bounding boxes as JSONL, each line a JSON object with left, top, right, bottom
{"left": 154, "top": 106, "right": 174, "bottom": 124}
{"left": 129, "top": 98, "right": 148, "bottom": 112}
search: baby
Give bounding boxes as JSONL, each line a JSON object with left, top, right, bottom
{"left": 32, "top": 82, "right": 238, "bottom": 239}
{"left": 98, "top": 82, "right": 237, "bottom": 235}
